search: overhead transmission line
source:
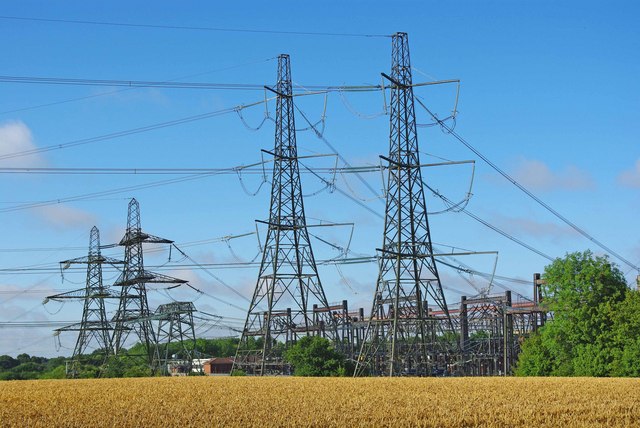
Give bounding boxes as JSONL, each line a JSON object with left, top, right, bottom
{"left": 294, "top": 100, "right": 554, "bottom": 264}
{"left": 0, "top": 81, "right": 392, "bottom": 163}
{"left": 0, "top": 74, "right": 451, "bottom": 93}
{"left": 0, "top": 75, "right": 269, "bottom": 90}
{"left": 0, "top": 79, "right": 448, "bottom": 163}
{"left": 0, "top": 171, "right": 225, "bottom": 213}
{"left": 0, "top": 99, "right": 271, "bottom": 162}
{"left": 0, "top": 15, "right": 391, "bottom": 38}
{"left": 0, "top": 165, "right": 382, "bottom": 176}
{"left": 0, "top": 57, "right": 277, "bottom": 115}
{"left": 415, "top": 97, "right": 640, "bottom": 272}
{"left": 0, "top": 75, "right": 384, "bottom": 92}
{"left": 421, "top": 180, "right": 555, "bottom": 262}
{"left": 0, "top": 160, "right": 380, "bottom": 213}
{"left": 292, "top": 103, "right": 558, "bottom": 297}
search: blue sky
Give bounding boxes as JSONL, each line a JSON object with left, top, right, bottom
{"left": 0, "top": 1, "right": 638, "bottom": 357}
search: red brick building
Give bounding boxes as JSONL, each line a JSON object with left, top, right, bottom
{"left": 203, "top": 357, "right": 234, "bottom": 375}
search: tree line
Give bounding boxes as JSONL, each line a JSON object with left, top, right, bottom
{"left": 3, "top": 250, "right": 639, "bottom": 379}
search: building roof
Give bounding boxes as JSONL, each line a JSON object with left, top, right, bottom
{"left": 204, "top": 357, "right": 235, "bottom": 365}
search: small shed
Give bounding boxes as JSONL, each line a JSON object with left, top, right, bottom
{"left": 203, "top": 357, "right": 235, "bottom": 375}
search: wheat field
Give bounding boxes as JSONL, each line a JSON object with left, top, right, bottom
{"left": 1, "top": 377, "right": 639, "bottom": 427}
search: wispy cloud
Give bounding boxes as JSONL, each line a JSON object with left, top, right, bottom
{"left": 90, "top": 86, "right": 171, "bottom": 107}
{"left": 617, "top": 159, "right": 640, "bottom": 188}
{"left": 510, "top": 158, "right": 594, "bottom": 191}
{"left": 0, "top": 120, "right": 46, "bottom": 167}
{"left": 33, "top": 205, "right": 96, "bottom": 230}
{"left": 492, "top": 213, "right": 577, "bottom": 241}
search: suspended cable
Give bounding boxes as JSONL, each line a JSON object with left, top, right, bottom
{"left": 172, "top": 244, "right": 252, "bottom": 304}
{"left": 294, "top": 102, "right": 384, "bottom": 205}
{"left": 0, "top": 256, "right": 379, "bottom": 275}
{"left": 0, "top": 165, "right": 383, "bottom": 175}
{"left": 415, "top": 96, "right": 638, "bottom": 272}
{"left": 0, "top": 160, "right": 272, "bottom": 214}
{"left": 0, "top": 57, "right": 277, "bottom": 116}
{"left": 0, "top": 15, "right": 391, "bottom": 38}
{"left": 300, "top": 163, "right": 385, "bottom": 220}
{"left": 423, "top": 179, "right": 554, "bottom": 262}
{"left": 0, "top": 99, "right": 270, "bottom": 162}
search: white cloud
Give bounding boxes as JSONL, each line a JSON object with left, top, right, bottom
{"left": 493, "top": 214, "right": 577, "bottom": 241}
{"left": 33, "top": 204, "right": 96, "bottom": 230}
{"left": 510, "top": 158, "right": 594, "bottom": 191}
{"left": 618, "top": 159, "right": 640, "bottom": 188}
{"left": 0, "top": 120, "right": 45, "bottom": 167}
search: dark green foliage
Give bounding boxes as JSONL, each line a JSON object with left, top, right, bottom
{"left": 516, "top": 250, "right": 639, "bottom": 377}
{"left": 0, "top": 355, "right": 19, "bottom": 370}
{"left": 284, "top": 336, "right": 350, "bottom": 376}
{"left": 0, "top": 337, "right": 258, "bottom": 381}
{"left": 195, "top": 337, "right": 245, "bottom": 357}
{"left": 0, "top": 354, "right": 64, "bottom": 380}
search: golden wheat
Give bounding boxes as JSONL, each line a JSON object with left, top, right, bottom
{"left": 1, "top": 377, "right": 639, "bottom": 427}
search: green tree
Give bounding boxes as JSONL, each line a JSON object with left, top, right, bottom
{"left": 0, "top": 355, "right": 19, "bottom": 370}
{"left": 40, "top": 365, "right": 67, "bottom": 379}
{"left": 608, "top": 289, "right": 640, "bottom": 376}
{"left": 516, "top": 251, "right": 628, "bottom": 376}
{"left": 283, "top": 336, "right": 349, "bottom": 377}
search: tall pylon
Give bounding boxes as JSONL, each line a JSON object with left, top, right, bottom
{"left": 234, "top": 54, "right": 337, "bottom": 375}
{"left": 355, "top": 32, "right": 456, "bottom": 377}
{"left": 47, "top": 226, "right": 124, "bottom": 378}
{"left": 111, "top": 198, "right": 187, "bottom": 368}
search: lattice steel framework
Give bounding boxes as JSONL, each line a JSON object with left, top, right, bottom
{"left": 153, "top": 301, "right": 197, "bottom": 375}
{"left": 111, "top": 198, "right": 187, "bottom": 367}
{"left": 234, "top": 54, "right": 337, "bottom": 375}
{"left": 459, "top": 293, "right": 511, "bottom": 376}
{"left": 47, "top": 226, "right": 123, "bottom": 378}
{"left": 459, "top": 285, "right": 546, "bottom": 375}
{"left": 355, "top": 33, "right": 456, "bottom": 376}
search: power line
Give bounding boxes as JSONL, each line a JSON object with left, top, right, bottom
{"left": 0, "top": 172, "right": 218, "bottom": 214}
{"left": 0, "top": 256, "right": 378, "bottom": 275}
{"left": 422, "top": 180, "right": 555, "bottom": 262}
{"left": 0, "top": 165, "right": 383, "bottom": 176}
{"left": 0, "top": 159, "right": 279, "bottom": 214}
{"left": 0, "top": 75, "right": 387, "bottom": 92}
{"left": 0, "top": 99, "right": 268, "bottom": 162}
{"left": 0, "top": 15, "right": 391, "bottom": 38}
{"left": 415, "top": 97, "right": 640, "bottom": 272}
{"left": 0, "top": 231, "right": 256, "bottom": 253}
{"left": 0, "top": 75, "right": 267, "bottom": 90}
{"left": 0, "top": 57, "right": 276, "bottom": 115}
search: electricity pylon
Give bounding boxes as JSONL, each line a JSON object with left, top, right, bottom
{"left": 355, "top": 32, "right": 456, "bottom": 376}
{"left": 234, "top": 54, "right": 337, "bottom": 375}
{"left": 111, "top": 198, "right": 187, "bottom": 368}
{"left": 47, "top": 226, "right": 124, "bottom": 378}
{"left": 153, "top": 301, "right": 197, "bottom": 375}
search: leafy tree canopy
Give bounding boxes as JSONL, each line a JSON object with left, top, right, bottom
{"left": 516, "top": 250, "right": 637, "bottom": 377}
{"left": 284, "top": 336, "right": 351, "bottom": 377}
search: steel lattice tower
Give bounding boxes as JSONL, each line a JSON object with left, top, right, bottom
{"left": 111, "top": 198, "right": 187, "bottom": 367}
{"left": 153, "top": 301, "right": 197, "bottom": 375}
{"left": 47, "top": 226, "right": 123, "bottom": 378}
{"left": 233, "top": 54, "right": 337, "bottom": 375}
{"left": 355, "top": 33, "right": 456, "bottom": 377}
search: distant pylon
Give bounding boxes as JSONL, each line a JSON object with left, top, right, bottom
{"left": 355, "top": 33, "right": 456, "bottom": 377}
{"left": 111, "top": 198, "right": 187, "bottom": 368}
{"left": 233, "top": 54, "right": 337, "bottom": 375}
{"left": 47, "top": 226, "right": 123, "bottom": 378}
{"left": 153, "top": 301, "right": 197, "bottom": 375}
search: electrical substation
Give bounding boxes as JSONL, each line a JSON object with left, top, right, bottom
{"left": 33, "top": 32, "right": 558, "bottom": 378}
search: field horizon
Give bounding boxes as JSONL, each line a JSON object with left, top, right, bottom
{"left": 1, "top": 376, "right": 639, "bottom": 427}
